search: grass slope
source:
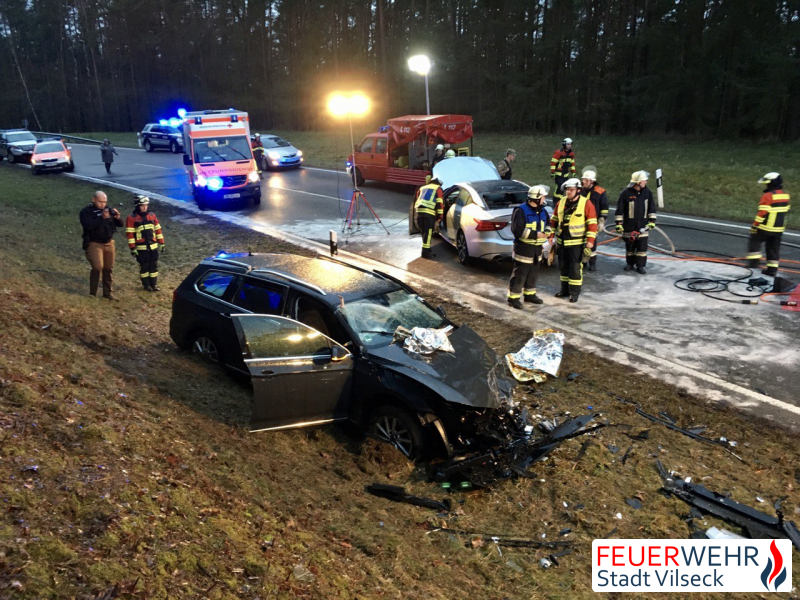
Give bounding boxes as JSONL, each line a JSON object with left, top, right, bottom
{"left": 66, "top": 130, "right": 798, "bottom": 225}
{"left": 1, "top": 166, "right": 798, "bottom": 598}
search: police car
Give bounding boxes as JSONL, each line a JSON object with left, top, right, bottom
{"left": 140, "top": 123, "right": 184, "bottom": 153}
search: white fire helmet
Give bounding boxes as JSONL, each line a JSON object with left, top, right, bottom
{"left": 581, "top": 166, "right": 597, "bottom": 181}
{"left": 561, "top": 178, "right": 581, "bottom": 191}
{"left": 527, "top": 185, "right": 550, "bottom": 200}
{"left": 436, "top": 144, "right": 444, "bottom": 151}
{"left": 445, "top": 149, "right": 456, "bottom": 158}
{"left": 563, "top": 137, "right": 573, "bottom": 146}
{"left": 758, "top": 172, "right": 781, "bottom": 185}
{"left": 630, "top": 170, "right": 650, "bottom": 184}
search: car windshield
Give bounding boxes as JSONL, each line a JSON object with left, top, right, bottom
{"left": 482, "top": 190, "right": 528, "bottom": 208}
{"left": 262, "top": 136, "right": 291, "bottom": 149}
{"left": 8, "top": 132, "right": 36, "bottom": 143}
{"left": 193, "top": 136, "right": 252, "bottom": 163}
{"left": 337, "top": 289, "right": 446, "bottom": 349}
{"left": 34, "top": 142, "right": 64, "bottom": 153}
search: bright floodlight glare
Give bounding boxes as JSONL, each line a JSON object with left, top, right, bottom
{"left": 328, "top": 93, "right": 370, "bottom": 117}
{"left": 328, "top": 94, "right": 349, "bottom": 117}
{"left": 408, "top": 55, "right": 431, "bottom": 76}
{"left": 177, "top": 108, "right": 187, "bottom": 118}
{"left": 350, "top": 94, "right": 370, "bottom": 116}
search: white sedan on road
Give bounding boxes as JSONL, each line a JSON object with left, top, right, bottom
{"left": 410, "top": 157, "right": 554, "bottom": 265}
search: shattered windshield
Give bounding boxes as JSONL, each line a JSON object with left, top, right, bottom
{"left": 338, "top": 289, "right": 446, "bottom": 349}
{"left": 482, "top": 190, "right": 527, "bottom": 208}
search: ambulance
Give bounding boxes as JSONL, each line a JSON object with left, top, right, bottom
{"left": 182, "top": 109, "right": 261, "bottom": 210}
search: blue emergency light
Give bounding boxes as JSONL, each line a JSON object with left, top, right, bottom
{"left": 207, "top": 177, "right": 223, "bottom": 191}
{"left": 159, "top": 119, "right": 168, "bottom": 126}
{"left": 378, "top": 125, "right": 390, "bottom": 133}
{"left": 168, "top": 118, "right": 181, "bottom": 128}
{"left": 177, "top": 108, "right": 187, "bottom": 118}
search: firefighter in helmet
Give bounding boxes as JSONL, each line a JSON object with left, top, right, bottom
{"left": 126, "top": 195, "right": 165, "bottom": 291}
{"left": 251, "top": 133, "right": 265, "bottom": 175}
{"left": 550, "top": 138, "right": 576, "bottom": 202}
{"left": 414, "top": 175, "right": 443, "bottom": 259}
{"left": 507, "top": 184, "right": 550, "bottom": 308}
{"left": 550, "top": 178, "right": 597, "bottom": 302}
{"left": 431, "top": 144, "right": 446, "bottom": 168}
{"left": 615, "top": 170, "right": 657, "bottom": 274}
{"left": 746, "top": 172, "right": 790, "bottom": 276}
{"left": 580, "top": 167, "right": 609, "bottom": 271}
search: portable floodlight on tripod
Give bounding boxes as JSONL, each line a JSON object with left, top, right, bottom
{"left": 327, "top": 93, "right": 389, "bottom": 237}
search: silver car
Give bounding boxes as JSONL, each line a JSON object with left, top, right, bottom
{"left": 410, "top": 157, "right": 554, "bottom": 265}
{"left": 255, "top": 134, "right": 304, "bottom": 170}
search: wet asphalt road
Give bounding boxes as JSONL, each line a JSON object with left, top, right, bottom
{"left": 46, "top": 144, "right": 800, "bottom": 411}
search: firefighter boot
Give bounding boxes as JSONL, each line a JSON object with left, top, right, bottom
{"left": 507, "top": 297, "right": 523, "bottom": 309}
{"left": 524, "top": 294, "right": 543, "bottom": 305}
{"left": 554, "top": 284, "right": 570, "bottom": 299}
{"left": 149, "top": 276, "right": 161, "bottom": 292}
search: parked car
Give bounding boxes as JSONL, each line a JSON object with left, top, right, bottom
{"left": 30, "top": 139, "right": 74, "bottom": 174}
{"left": 170, "top": 252, "right": 515, "bottom": 457}
{"left": 252, "top": 134, "right": 303, "bottom": 171}
{"left": 409, "top": 157, "right": 554, "bottom": 265}
{"left": 140, "top": 123, "right": 184, "bottom": 153}
{"left": 0, "top": 129, "right": 38, "bottom": 163}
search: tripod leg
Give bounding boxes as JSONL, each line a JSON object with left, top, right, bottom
{"left": 358, "top": 191, "right": 390, "bottom": 235}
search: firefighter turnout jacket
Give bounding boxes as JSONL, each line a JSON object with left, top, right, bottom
{"left": 550, "top": 148, "right": 576, "bottom": 179}
{"left": 583, "top": 184, "right": 609, "bottom": 225}
{"left": 752, "top": 188, "right": 790, "bottom": 234}
{"left": 550, "top": 195, "right": 598, "bottom": 246}
{"left": 415, "top": 184, "right": 444, "bottom": 219}
{"left": 125, "top": 210, "right": 165, "bottom": 251}
{"left": 511, "top": 202, "right": 550, "bottom": 262}
{"left": 615, "top": 186, "right": 657, "bottom": 236}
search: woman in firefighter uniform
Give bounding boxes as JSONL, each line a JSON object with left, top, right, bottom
{"left": 550, "top": 178, "right": 598, "bottom": 303}
{"left": 126, "top": 195, "right": 165, "bottom": 291}
{"left": 507, "top": 185, "right": 550, "bottom": 308}
{"left": 414, "top": 176, "right": 444, "bottom": 259}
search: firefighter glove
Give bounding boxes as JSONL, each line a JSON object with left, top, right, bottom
{"left": 584, "top": 246, "right": 593, "bottom": 257}
{"left": 130, "top": 249, "right": 138, "bottom": 258}
{"left": 647, "top": 222, "right": 655, "bottom": 230}
{"left": 615, "top": 224, "right": 623, "bottom": 234}
{"left": 598, "top": 217, "right": 606, "bottom": 230}
{"left": 159, "top": 244, "right": 166, "bottom": 252}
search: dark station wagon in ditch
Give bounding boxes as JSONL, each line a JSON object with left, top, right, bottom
{"left": 170, "top": 253, "right": 516, "bottom": 457}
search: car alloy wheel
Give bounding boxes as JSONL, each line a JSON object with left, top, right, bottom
{"left": 456, "top": 230, "right": 471, "bottom": 265}
{"left": 368, "top": 406, "right": 424, "bottom": 458}
{"left": 170, "top": 141, "right": 178, "bottom": 154}
{"left": 7, "top": 151, "right": 15, "bottom": 164}
{"left": 143, "top": 140, "right": 152, "bottom": 152}
{"left": 191, "top": 335, "right": 220, "bottom": 363}
{"left": 354, "top": 168, "right": 365, "bottom": 187}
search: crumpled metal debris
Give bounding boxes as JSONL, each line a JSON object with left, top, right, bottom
{"left": 657, "top": 460, "right": 800, "bottom": 551}
{"left": 505, "top": 329, "right": 564, "bottom": 382}
{"left": 394, "top": 325, "right": 454, "bottom": 355}
{"left": 431, "top": 413, "right": 604, "bottom": 488}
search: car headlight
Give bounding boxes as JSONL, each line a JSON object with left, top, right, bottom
{"left": 248, "top": 171, "right": 259, "bottom": 183}
{"left": 267, "top": 152, "right": 280, "bottom": 160}
{"left": 195, "top": 175, "right": 208, "bottom": 187}
{"left": 296, "top": 150, "right": 303, "bottom": 157}
{"left": 30, "top": 158, "right": 37, "bottom": 164}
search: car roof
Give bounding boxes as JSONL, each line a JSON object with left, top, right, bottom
{"left": 201, "top": 253, "right": 400, "bottom": 303}
{"left": 464, "top": 180, "right": 530, "bottom": 195}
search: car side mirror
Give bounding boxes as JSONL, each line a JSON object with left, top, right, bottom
{"left": 183, "top": 154, "right": 192, "bottom": 166}
{"left": 436, "top": 305, "right": 447, "bottom": 318}
{"left": 353, "top": 144, "right": 360, "bottom": 153}
{"left": 331, "top": 345, "right": 349, "bottom": 362}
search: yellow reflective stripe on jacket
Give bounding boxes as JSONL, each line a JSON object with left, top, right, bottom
{"left": 757, "top": 193, "right": 790, "bottom": 233}
{"left": 556, "top": 195, "right": 590, "bottom": 239}
{"left": 415, "top": 184, "right": 441, "bottom": 216}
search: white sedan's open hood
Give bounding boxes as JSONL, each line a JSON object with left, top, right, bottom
{"left": 432, "top": 157, "right": 499, "bottom": 189}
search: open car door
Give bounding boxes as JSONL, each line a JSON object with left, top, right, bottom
{"left": 231, "top": 314, "right": 354, "bottom": 432}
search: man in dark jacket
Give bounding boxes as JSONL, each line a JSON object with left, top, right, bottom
{"left": 615, "top": 170, "right": 657, "bottom": 274}
{"left": 79, "top": 191, "right": 124, "bottom": 299}
{"left": 580, "top": 167, "right": 609, "bottom": 271}
{"left": 100, "top": 139, "right": 118, "bottom": 174}
{"left": 497, "top": 149, "right": 516, "bottom": 180}
{"left": 507, "top": 185, "right": 550, "bottom": 308}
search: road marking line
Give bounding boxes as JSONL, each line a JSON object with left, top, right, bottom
{"left": 659, "top": 213, "right": 799, "bottom": 238}
{"left": 53, "top": 167, "right": 800, "bottom": 424}
{"left": 303, "top": 166, "right": 347, "bottom": 175}
{"left": 134, "top": 163, "right": 170, "bottom": 170}
{"left": 266, "top": 183, "right": 350, "bottom": 203}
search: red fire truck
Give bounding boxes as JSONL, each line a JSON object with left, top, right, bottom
{"left": 345, "top": 114, "right": 473, "bottom": 187}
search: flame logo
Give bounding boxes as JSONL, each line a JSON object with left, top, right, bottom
{"left": 760, "top": 540, "right": 787, "bottom": 591}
